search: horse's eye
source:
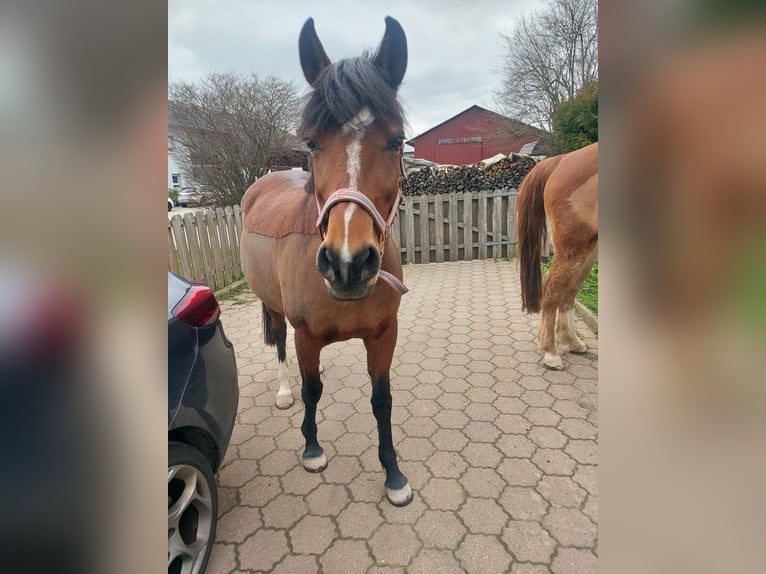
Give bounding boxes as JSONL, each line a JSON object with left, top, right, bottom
{"left": 388, "top": 135, "right": 404, "bottom": 151}
{"left": 305, "top": 138, "right": 319, "bottom": 152}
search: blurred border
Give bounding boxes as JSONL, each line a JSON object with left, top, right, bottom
{"left": 0, "top": 1, "right": 166, "bottom": 572}
{"left": 601, "top": 0, "right": 766, "bottom": 572}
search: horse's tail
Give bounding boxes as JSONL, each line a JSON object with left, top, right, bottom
{"left": 262, "top": 303, "right": 276, "bottom": 346}
{"left": 516, "top": 156, "right": 562, "bottom": 313}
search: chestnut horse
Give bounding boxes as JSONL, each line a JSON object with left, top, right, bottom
{"left": 517, "top": 142, "right": 598, "bottom": 370}
{"left": 240, "top": 17, "right": 411, "bottom": 506}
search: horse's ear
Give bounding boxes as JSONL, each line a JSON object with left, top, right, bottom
{"left": 374, "top": 16, "right": 407, "bottom": 90}
{"left": 299, "top": 18, "right": 331, "bottom": 86}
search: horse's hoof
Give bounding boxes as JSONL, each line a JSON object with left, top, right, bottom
{"left": 302, "top": 452, "right": 327, "bottom": 473}
{"left": 385, "top": 482, "right": 413, "bottom": 507}
{"left": 275, "top": 390, "right": 294, "bottom": 410}
{"left": 569, "top": 344, "right": 588, "bottom": 355}
{"left": 543, "top": 352, "right": 565, "bottom": 371}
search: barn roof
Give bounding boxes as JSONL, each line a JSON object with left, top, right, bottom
{"left": 406, "top": 105, "right": 543, "bottom": 145}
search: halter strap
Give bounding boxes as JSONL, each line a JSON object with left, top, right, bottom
{"left": 378, "top": 270, "right": 408, "bottom": 295}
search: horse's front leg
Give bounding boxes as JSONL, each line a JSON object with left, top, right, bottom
{"left": 364, "top": 321, "right": 412, "bottom": 507}
{"left": 295, "top": 329, "right": 327, "bottom": 472}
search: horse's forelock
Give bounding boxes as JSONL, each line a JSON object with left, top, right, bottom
{"left": 299, "top": 54, "right": 403, "bottom": 136}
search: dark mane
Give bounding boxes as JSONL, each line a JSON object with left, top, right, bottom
{"left": 299, "top": 52, "right": 404, "bottom": 136}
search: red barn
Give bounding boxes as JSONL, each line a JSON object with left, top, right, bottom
{"left": 407, "top": 105, "right": 546, "bottom": 165}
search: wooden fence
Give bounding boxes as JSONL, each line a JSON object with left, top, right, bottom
{"left": 168, "top": 206, "right": 244, "bottom": 291}
{"left": 167, "top": 190, "right": 551, "bottom": 290}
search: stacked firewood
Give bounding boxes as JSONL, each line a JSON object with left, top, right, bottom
{"left": 400, "top": 154, "right": 538, "bottom": 196}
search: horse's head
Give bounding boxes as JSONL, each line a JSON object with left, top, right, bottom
{"left": 299, "top": 16, "right": 407, "bottom": 301}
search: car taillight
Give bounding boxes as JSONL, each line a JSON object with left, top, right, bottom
{"left": 173, "top": 284, "right": 220, "bottom": 327}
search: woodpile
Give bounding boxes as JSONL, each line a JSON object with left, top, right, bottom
{"left": 401, "top": 154, "right": 538, "bottom": 196}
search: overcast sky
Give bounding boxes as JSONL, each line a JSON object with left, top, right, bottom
{"left": 169, "top": 0, "right": 545, "bottom": 139}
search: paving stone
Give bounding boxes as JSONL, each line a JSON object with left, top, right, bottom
{"left": 537, "top": 476, "right": 587, "bottom": 508}
{"left": 502, "top": 520, "right": 557, "bottom": 563}
{"left": 306, "top": 483, "right": 351, "bottom": 516}
{"left": 420, "top": 478, "right": 465, "bottom": 511}
{"left": 496, "top": 434, "right": 537, "bottom": 459}
{"left": 433, "top": 409, "right": 470, "bottom": 429}
{"left": 320, "top": 539, "right": 373, "bottom": 574}
{"left": 558, "top": 418, "right": 598, "bottom": 440}
{"left": 288, "top": 515, "right": 336, "bottom": 554}
{"left": 543, "top": 507, "right": 598, "bottom": 547}
{"left": 528, "top": 426, "right": 568, "bottom": 449}
{"left": 564, "top": 440, "right": 598, "bottom": 465}
{"left": 500, "top": 486, "right": 549, "bottom": 521}
{"left": 369, "top": 523, "right": 421, "bottom": 566}
{"left": 217, "top": 486, "right": 239, "bottom": 517}
{"left": 495, "top": 414, "right": 533, "bottom": 434}
{"left": 261, "top": 494, "right": 309, "bottom": 529}
{"left": 459, "top": 498, "right": 510, "bottom": 535}
{"left": 551, "top": 548, "right": 598, "bottom": 574}
{"left": 270, "top": 554, "right": 319, "bottom": 574}
{"left": 409, "top": 549, "right": 465, "bottom": 574}
{"left": 414, "top": 509, "right": 467, "bottom": 549}
{"left": 321, "top": 455, "right": 363, "bottom": 485}
{"left": 498, "top": 458, "right": 542, "bottom": 487}
{"left": 258, "top": 449, "right": 299, "bottom": 477}
{"left": 217, "top": 459, "right": 260, "bottom": 488}
{"left": 463, "top": 420, "right": 502, "bottom": 442}
{"left": 572, "top": 464, "right": 598, "bottom": 495}
{"left": 461, "top": 442, "right": 503, "bottom": 468}
{"left": 337, "top": 501, "right": 384, "bottom": 539}
{"left": 237, "top": 529, "right": 289, "bottom": 572}
{"left": 397, "top": 436, "right": 436, "bottom": 461}
{"left": 511, "top": 564, "right": 551, "bottom": 574}
{"left": 524, "top": 407, "right": 562, "bottom": 427}
{"left": 532, "top": 448, "right": 577, "bottom": 476}
{"left": 206, "top": 543, "right": 236, "bottom": 574}
{"left": 461, "top": 467, "right": 506, "bottom": 498}
{"left": 349, "top": 471, "right": 385, "bottom": 502}
{"left": 216, "top": 506, "right": 262, "bottom": 543}
{"left": 456, "top": 534, "right": 512, "bottom": 574}
{"left": 239, "top": 476, "right": 281, "bottom": 507}
{"left": 425, "top": 451, "right": 468, "bottom": 478}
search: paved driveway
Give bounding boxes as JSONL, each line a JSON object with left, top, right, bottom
{"left": 210, "top": 259, "right": 598, "bottom": 574}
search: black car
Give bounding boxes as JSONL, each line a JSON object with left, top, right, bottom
{"left": 168, "top": 272, "right": 238, "bottom": 574}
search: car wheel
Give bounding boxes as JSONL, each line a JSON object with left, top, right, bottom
{"left": 168, "top": 442, "right": 217, "bottom": 574}
{"left": 168, "top": 203, "right": 173, "bottom": 212}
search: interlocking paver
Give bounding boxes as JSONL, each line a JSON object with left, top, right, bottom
{"left": 208, "top": 260, "right": 598, "bottom": 573}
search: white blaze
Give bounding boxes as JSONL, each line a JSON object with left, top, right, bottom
{"left": 339, "top": 107, "right": 375, "bottom": 263}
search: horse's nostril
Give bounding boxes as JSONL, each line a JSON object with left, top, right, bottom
{"left": 356, "top": 245, "right": 380, "bottom": 280}
{"left": 316, "top": 244, "right": 336, "bottom": 281}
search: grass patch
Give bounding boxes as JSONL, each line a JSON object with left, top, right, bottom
{"left": 541, "top": 259, "right": 598, "bottom": 316}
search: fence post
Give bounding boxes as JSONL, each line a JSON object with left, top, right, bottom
{"left": 404, "top": 195, "right": 415, "bottom": 264}
{"left": 225, "top": 206, "right": 241, "bottom": 278}
{"left": 508, "top": 192, "right": 517, "bottom": 258}
{"left": 168, "top": 222, "right": 180, "bottom": 274}
{"left": 183, "top": 212, "right": 204, "bottom": 282}
{"left": 448, "top": 193, "right": 458, "bottom": 262}
{"left": 434, "top": 194, "right": 444, "bottom": 263}
{"left": 206, "top": 209, "right": 226, "bottom": 289}
{"left": 216, "top": 207, "right": 233, "bottom": 284}
{"left": 492, "top": 194, "right": 503, "bottom": 260}
{"left": 419, "top": 194, "right": 430, "bottom": 263}
{"left": 477, "top": 190, "right": 488, "bottom": 260}
{"left": 463, "top": 193, "right": 473, "bottom": 261}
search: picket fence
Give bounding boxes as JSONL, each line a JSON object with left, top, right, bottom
{"left": 167, "top": 190, "right": 552, "bottom": 290}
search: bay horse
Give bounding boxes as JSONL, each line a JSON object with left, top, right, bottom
{"left": 239, "top": 17, "right": 412, "bottom": 506}
{"left": 517, "top": 142, "right": 598, "bottom": 370}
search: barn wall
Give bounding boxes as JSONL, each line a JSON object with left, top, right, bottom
{"left": 412, "top": 108, "right": 541, "bottom": 165}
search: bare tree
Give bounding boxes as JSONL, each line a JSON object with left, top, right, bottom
{"left": 496, "top": 0, "right": 598, "bottom": 132}
{"left": 169, "top": 73, "right": 302, "bottom": 206}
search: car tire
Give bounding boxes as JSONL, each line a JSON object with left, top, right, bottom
{"left": 168, "top": 442, "right": 218, "bottom": 574}
{"left": 168, "top": 203, "right": 173, "bottom": 212}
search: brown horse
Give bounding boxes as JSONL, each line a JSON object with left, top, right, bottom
{"left": 517, "top": 142, "right": 598, "bottom": 370}
{"left": 240, "top": 17, "right": 412, "bottom": 506}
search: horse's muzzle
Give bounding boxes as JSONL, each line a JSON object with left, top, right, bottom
{"left": 316, "top": 242, "right": 380, "bottom": 300}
